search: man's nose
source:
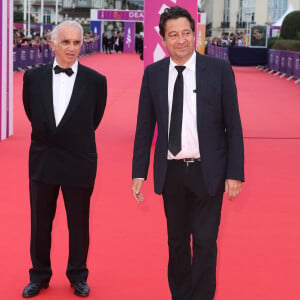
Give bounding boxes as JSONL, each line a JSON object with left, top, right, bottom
{"left": 68, "top": 42, "right": 77, "bottom": 50}
{"left": 177, "top": 35, "right": 186, "bottom": 43}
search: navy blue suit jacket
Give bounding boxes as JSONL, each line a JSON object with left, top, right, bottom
{"left": 132, "top": 52, "right": 244, "bottom": 196}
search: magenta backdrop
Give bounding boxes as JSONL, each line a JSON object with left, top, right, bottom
{"left": 144, "top": 0, "right": 197, "bottom": 68}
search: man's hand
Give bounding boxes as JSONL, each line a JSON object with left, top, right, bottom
{"left": 131, "top": 179, "right": 144, "bottom": 203}
{"left": 225, "top": 179, "right": 243, "bottom": 201}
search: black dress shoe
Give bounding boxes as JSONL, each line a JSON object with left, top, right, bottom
{"left": 71, "top": 281, "right": 90, "bottom": 297}
{"left": 22, "top": 282, "right": 49, "bottom": 298}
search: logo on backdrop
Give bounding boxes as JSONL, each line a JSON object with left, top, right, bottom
{"left": 114, "top": 11, "right": 121, "bottom": 20}
{"left": 126, "top": 27, "right": 132, "bottom": 48}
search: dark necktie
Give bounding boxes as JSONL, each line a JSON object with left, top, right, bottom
{"left": 169, "top": 65, "right": 186, "bottom": 156}
{"left": 54, "top": 65, "right": 74, "bottom": 76}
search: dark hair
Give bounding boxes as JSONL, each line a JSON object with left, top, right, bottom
{"left": 159, "top": 6, "right": 195, "bottom": 38}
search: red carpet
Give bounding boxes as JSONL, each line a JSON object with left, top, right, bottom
{"left": 0, "top": 53, "right": 300, "bottom": 299}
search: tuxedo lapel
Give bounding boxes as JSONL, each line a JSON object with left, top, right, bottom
{"left": 57, "top": 63, "right": 87, "bottom": 129}
{"left": 40, "top": 64, "right": 56, "bottom": 130}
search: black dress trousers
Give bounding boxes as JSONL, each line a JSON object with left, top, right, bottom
{"left": 29, "top": 179, "right": 93, "bottom": 284}
{"left": 162, "top": 160, "right": 223, "bottom": 300}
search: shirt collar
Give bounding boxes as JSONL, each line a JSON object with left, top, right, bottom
{"left": 53, "top": 59, "right": 78, "bottom": 74}
{"left": 170, "top": 51, "right": 196, "bottom": 72}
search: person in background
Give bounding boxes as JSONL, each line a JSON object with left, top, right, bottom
{"left": 131, "top": 6, "right": 244, "bottom": 300}
{"left": 22, "top": 20, "right": 107, "bottom": 298}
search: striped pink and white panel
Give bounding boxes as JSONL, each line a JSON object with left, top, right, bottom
{"left": 144, "top": 0, "right": 197, "bottom": 68}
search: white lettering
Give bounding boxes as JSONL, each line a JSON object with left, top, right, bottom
{"left": 129, "top": 11, "right": 144, "bottom": 19}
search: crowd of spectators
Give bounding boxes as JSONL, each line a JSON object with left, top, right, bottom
{"left": 13, "top": 25, "right": 144, "bottom": 66}
{"left": 13, "top": 28, "right": 99, "bottom": 50}
{"left": 13, "top": 28, "right": 50, "bottom": 49}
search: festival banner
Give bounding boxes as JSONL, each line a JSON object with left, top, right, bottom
{"left": 13, "top": 23, "right": 54, "bottom": 31}
{"left": 216, "top": 46, "right": 221, "bottom": 59}
{"left": 144, "top": 0, "right": 197, "bottom": 68}
{"left": 222, "top": 47, "right": 229, "bottom": 60}
{"left": 207, "top": 44, "right": 215, "bottom": 57}
{"left": 97, "top": 9, "right": 144, "bottom": 22}
{"left": 286, "top": 51, "right": 294, "bottom": 77}
{"left": 274, "top": 50, "right": 281, "bottom": 72}
{"left": 280, "top": 51, "right": 288, "bottom": 74}
{"left": 123, "top": 22, "right": 135, "bottom": 53}
{"left": 36, "top": 46, "right": 44, "bottom": 65}
{"left": 91, "top": 9, "right": 142, "bottom": 53}
{"left": 90, "top": 21, "right": 102, "bottom": 51}
{"left": 28, "top": 47, "right": 36, "bottom": 67}
{"left": 211, "top": 45, "right": 216, "bottom": 57}
{"left": 268, "top": 49, "right": 275, "bottom": 71}
{"left": 293, "top": 52, "right": 300, "bottom": 79}
{"left": 13, "top": 43, "right": 98, "bottom": 70}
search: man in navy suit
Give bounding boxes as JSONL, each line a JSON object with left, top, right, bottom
{"left": 131, "top": 6, "right": 244, "bottom": 300}
{"left": 22, "top": 21, "right": 107, "bottom": 298}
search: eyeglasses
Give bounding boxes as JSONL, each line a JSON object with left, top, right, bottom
{"left": 166, "top": 30, "right": 193, "bottom": 41}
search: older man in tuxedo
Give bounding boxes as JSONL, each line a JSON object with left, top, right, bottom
{"left": 131, "top": 6, "right": 244, "bottom": 300}
{"left": 22, "top": 21, "right": 107, "bottom": 298}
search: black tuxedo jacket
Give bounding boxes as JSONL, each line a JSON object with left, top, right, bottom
{"left": 23, "top": 63, "right": 107, "bottom": 188}
{"left": 132, "top": 52, "right": 244, "bottom": 196}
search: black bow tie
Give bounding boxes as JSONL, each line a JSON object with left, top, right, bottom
{"left": 54, "top": 65, "right": 74, "bottom": 76}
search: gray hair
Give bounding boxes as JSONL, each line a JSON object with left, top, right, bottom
{"left": 51, "top": 21, "right": 83, "bottom": 45}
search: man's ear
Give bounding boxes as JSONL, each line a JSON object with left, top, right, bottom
{"left": 161, "top": 36, "right": 166, "bottom": 47}
{"left": 49, "top": 40, "right": 55, "bottom": 52}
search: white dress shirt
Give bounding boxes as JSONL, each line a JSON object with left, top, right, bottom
{"left": 167, "top": 51, "right": 200, "bottom": 160}
{"left": 52, "top": 59, "right": 78, "bottom": 126}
